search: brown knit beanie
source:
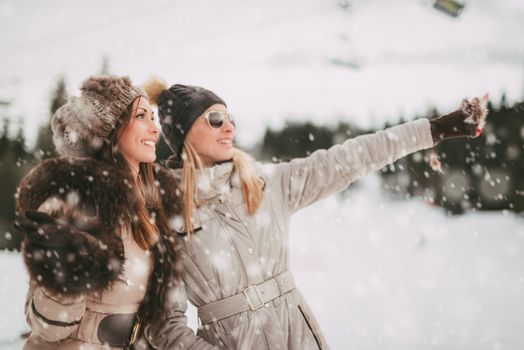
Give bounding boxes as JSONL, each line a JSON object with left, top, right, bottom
{"left": 51, "top": 75, "right": 147, "bottom": 157}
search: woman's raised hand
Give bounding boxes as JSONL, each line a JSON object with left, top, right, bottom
{"left": 429, "top": 93, "right": 489, "bottom": 145}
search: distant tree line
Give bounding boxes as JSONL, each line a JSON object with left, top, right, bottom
{"left": 255, "top": 95, "right": 524, "bottom": 215}
{"left": 0, "top": 76, "right": 522, "bottom": 250}
{"left": 0, "top": 76, "right": 66, "bottom": 250}
{"left": 381, "top": 97, "right": 524, "bottom": 215}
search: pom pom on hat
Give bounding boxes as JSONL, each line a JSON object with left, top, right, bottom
{"left": 143, "top": 76, "right": 168, "bottom": 106}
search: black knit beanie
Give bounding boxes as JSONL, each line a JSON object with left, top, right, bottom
{"left": 157, "top": 84, "right": 226, "bottom": 160}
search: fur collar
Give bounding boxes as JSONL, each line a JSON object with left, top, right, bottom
{"left": 16, "top": 156, "right": 137, "bottom": 227}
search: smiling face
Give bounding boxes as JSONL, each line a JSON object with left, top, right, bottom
{"left": 117, "top": 96, "right": 159, "bottom": 173}
{"left": 186, "top": 103, "right": 235, "bottom": 166}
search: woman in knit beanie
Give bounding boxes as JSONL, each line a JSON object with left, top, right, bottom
{"left": 14, "top": 75, "right": 182, "bottom": 349}
{"left": 144, "top": 77, "right": 488, "bottom": 350}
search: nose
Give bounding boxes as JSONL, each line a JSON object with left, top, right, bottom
{"left": 222, "top": 118, "right": 235, "bottom": 133}
{"left": 148, "top": 118, "right": 160, "bottom": 136}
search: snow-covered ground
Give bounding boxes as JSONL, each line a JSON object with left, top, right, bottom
{"left": 1, "top": 174, "right": 523, "bottom": 349}
{"left": 291, "top": 175, "right": 524, "bottom": 350}
{"left": 0, "top": 251, "right": 28, "bottom": 349}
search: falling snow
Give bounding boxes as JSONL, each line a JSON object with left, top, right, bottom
{"left": 1, "top": 174, "right": 523, "bottom": 349}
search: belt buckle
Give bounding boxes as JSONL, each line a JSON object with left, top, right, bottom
{"left": 128, "top": 315, "right": 141, "bottom": 346}
{"left": 242, "top": 285, "right": 264, "bottom": 311}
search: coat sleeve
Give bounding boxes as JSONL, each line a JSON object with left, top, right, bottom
{"left": 269, "top": 118, "right": 434, "bottom": 213}
{"left": 24, "top": 281, "right": 86, "bottom": 342}
{"left": 21, "top": 196, "right": 90, "bottom": 342}
{"left": 144, "top": 281, "right": 220, "bottom": 350}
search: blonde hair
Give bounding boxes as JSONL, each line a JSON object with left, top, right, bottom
{"left": 181, "top": 143, "right": 264, "bottom": 233}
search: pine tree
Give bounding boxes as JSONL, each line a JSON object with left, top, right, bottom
{"left": 0, "top": 119, "right": 8, "bottom": 159}
{"left": 260, "top": 121, "right": 333, "bottom": 162}
{"left": 500, "top": 92, "right": 508, "bottom": 109}
{"left": 0, "top": 119, "right": 25, "bottom": 250}
{"left": 35, "top": 76, "right": 68, "bottom": 160}
{"left": 13, "top": 123, "right": 31, "bottom": 165}
{"left": 100, "top": 55, "right": 111, "bottom": 75}
{"left": 521, "top": 63, "right": 524, "bottom": 101}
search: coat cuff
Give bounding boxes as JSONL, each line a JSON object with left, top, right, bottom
{"left": 32, "top": 286, "right": 85, "bottom": 326}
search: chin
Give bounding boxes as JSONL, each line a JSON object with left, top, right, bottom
{"left": 140, "top": 154, "right": 157, "bottom": 164}
{"left": 223, "top": 150, "right": 234, "bottom": 159}
{"left": 218, "top": 155, "right": 233, "bottom": 162}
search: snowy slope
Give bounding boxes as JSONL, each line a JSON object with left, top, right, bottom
{"left": 290, "top": 175, "right": 524, "bottom": 350}
{"left": 0, "top": 251, "right": 27, "bottom": 349}
{"left": 1, "top": 0, "right": 523, "bottom": 147}
{"left": 1, "top": 174, "right": 523, "bottom": 349}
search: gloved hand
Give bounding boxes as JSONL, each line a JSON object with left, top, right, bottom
{"left": 429, "top": 94, "right": 489, "bottom": 145}
{"left": 14, "top": 211, "right": 124, "bottom": 296}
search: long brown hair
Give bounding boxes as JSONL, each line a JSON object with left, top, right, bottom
{"left": 96, "top": 97, "right": 159, "bottom": 249}
{"left": 180, "top": 142, "right": 264, "bottom": 233}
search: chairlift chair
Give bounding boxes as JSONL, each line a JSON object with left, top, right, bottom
{"left": 433, "top": 0, "right": 465, "bottom": 17}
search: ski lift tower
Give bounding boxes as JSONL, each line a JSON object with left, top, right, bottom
{"left": 0, "top": 99, "right": 11, "bottom": 123}
{"left": 330, "top": 0, "right": 362, "bottom": 70}
{"left": 0, "top": 75, "right": 16, "bottom": 119}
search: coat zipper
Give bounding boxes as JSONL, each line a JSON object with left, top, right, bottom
{"left": 214, "top": 197, "right": 249, "bottom": 287}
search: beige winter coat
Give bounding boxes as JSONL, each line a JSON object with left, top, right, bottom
{"left": 23, "top": 228, "right": 152, "bottom": 350}
{"left": 15, "top": 157, "right": 181, "bottom": 350}
{"left": 145, "top": 119, "right": 434, "bottom": 349}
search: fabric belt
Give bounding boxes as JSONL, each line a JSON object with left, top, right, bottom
{"left": 198, "top": 270, "right": 296, "bottom": 325}
{"left": 97, "top": 313, "right": 141, "bottom": 348}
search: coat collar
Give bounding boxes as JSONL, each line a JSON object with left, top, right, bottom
{"left": 170, "top": 161, "right": 241, "bottom": 202}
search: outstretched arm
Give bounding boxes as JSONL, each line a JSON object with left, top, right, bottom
{"left": 271, "top": 96, "right": 487, "bottom": 213}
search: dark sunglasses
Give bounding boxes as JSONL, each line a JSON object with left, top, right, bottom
{"left": 204, "top": 110, "right": 236, "bottom": 129}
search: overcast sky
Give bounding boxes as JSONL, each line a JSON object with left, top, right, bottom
{"left": 1, "top": 0, "right": 523, "bottom": 148}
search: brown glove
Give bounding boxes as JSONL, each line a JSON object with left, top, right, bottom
{"left": 429, "top": 94, "right": 489, "bottom": 145}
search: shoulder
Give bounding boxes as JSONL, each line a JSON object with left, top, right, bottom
{"left": 16, "top": 157, "right": 136, "bottom": 225}
{"left": 153, "top": 163, "right": 177, "bottom": 187}
{"left": 255, "top": 161, "right": 286, "bottom": 185}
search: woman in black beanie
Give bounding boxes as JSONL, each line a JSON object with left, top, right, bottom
{"left": 144, "top": 78, "right": 487, "bottom": 350}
